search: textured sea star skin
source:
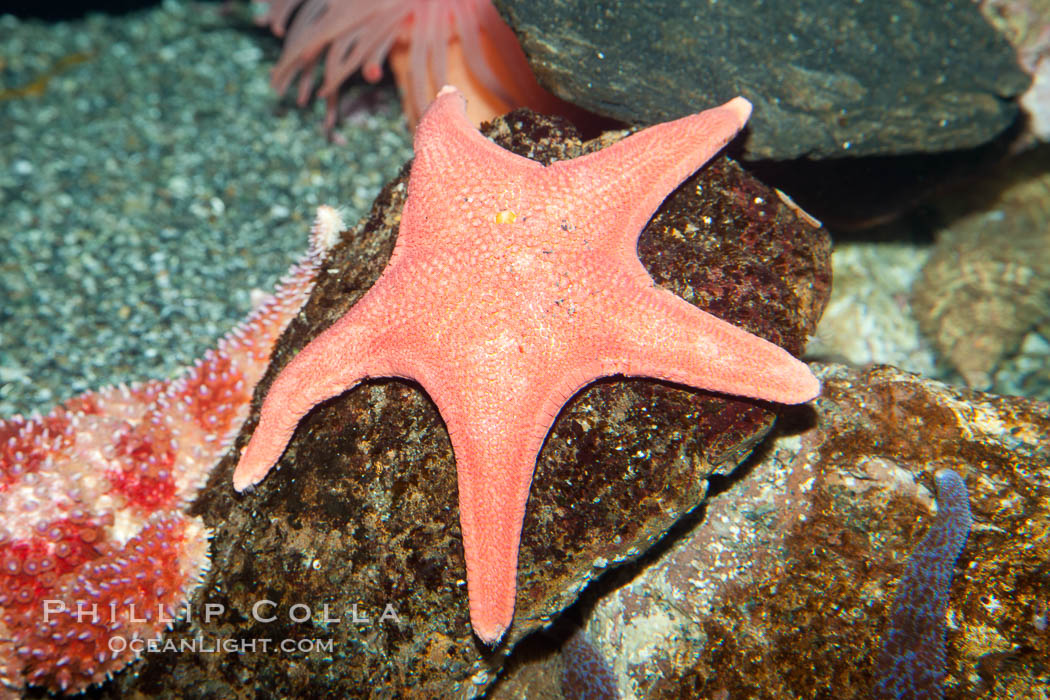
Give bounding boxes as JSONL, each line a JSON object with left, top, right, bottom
{"left": 876, "top": 468, "right": 972, "bottom": 699}
{"left": 233, "top": 87, "right": 820, "bottom": 644}
{"left": 0, "top": 208, "right": 338, "bottom": 695}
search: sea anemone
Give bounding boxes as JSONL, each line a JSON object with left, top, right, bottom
{"left": 256, "top": 0, "right": 568, "bottom": 129}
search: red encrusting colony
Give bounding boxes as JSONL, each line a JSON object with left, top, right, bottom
{"left": 0, "top": 206, "right": 342, "bottom": 696}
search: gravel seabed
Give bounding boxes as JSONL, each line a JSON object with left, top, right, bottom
{"left": 0, "top": 0, "right": 413, "bottom": 416}
{"left": 3, "top": 1, "right": 1044, "bottom": 418}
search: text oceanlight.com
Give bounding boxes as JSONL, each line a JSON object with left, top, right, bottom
{"left": 110, "top": 636, "right": 335, "bottom": 654}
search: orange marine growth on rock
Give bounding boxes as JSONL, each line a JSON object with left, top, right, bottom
{"left": 233, "top": 87, "right": 820, "bottom": 646}
{"left": 0, "top": 207, "right": 341, "bottom": 696}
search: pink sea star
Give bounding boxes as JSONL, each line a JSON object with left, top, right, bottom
{"left": 233, "top": 87, "right": 821, "bottom": 645}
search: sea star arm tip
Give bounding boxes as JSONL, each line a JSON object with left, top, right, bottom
{"left": 232, "top": 314, "right": 383, "bottom": 492}
{"left": 605, "top": 289, "right": 820, "bottom": 404}
{"left": 472, "top": 617, "right": 509, "bottom": 647}
{"left": 723, "top": 95, "right": 753, "bottom": 124}
{"left": 720, "top": 345, "right": 820, "bottom": 405}
{"left": 557, "top": 96, "right": 753, "bottom": 246}
{"left": 231, "top": 457, "right": 265, "bottom": 492}
{"left": 413, "top": 84, "right": 539, "bottom": 181}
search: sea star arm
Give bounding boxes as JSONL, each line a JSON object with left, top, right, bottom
{"left": 550, "top": 97, "right": 753, "bottom": 255}
{"left": 232, "top": 298, "right": 397, "bottom": 491}
{"left": 420, "top": 364, "right": 567, "bottom": 646}
{"left": 605, "top": 286, "right": 820, "bottom": 403}
{"left": 413, "top": 86, "right": 540, "bottom": 183}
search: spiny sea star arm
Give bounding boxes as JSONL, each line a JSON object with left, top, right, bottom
{"left": 605, "top": 286, "right": 820, "bottom": 404}
{"left": 232, "top": 304, "right": 392, "bottom": 492}
{"left": 551, "top": 97, "right": 752, "bottom": 252}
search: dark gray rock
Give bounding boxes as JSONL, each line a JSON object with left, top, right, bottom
{"left": 495, "top": 0, "right": 1030, "bottom": 160}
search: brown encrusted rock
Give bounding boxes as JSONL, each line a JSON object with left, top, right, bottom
{"left": 494, "top": 364, "right": 1049, "bottom": 699}
{"left": 106, "top": 110, "right": 830, "bottom": 698}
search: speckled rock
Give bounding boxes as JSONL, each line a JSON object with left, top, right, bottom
{"left": 0, "top": 1, "right": 412, "bottom": 418}
{"left": 102, "top": 110, "right": 830, "bottom": 698}
{"left": 494, "top": 0, "right": 1029, "bottom": 160}
{"left": 493, "top": 364, "right": 1049, "bottom": 699}
{"left": 809, "top": 240, "right": 936, "bottom": 378}
{"left": 912, "top": 148, "right": 1050, "bottom": 396}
